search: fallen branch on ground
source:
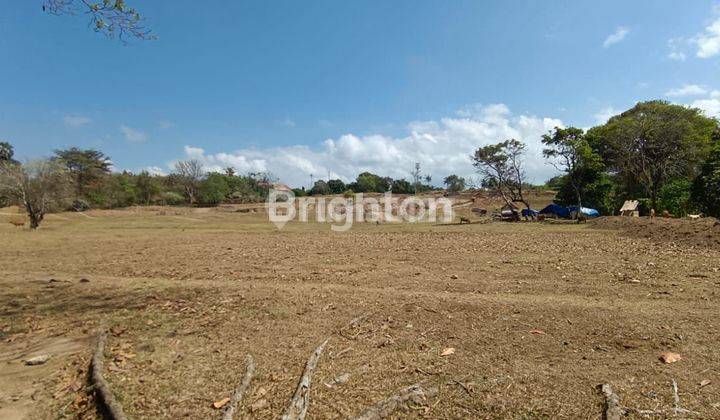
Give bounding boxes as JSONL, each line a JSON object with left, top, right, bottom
{"left": 600, "top": 384, "right": 623, "bottom": 420}
{"left": 222, "top": 354, "right": 255, "bottom": 420}
{"left": 672, "top": 379, "right": 698, "bottom": 415}
{"left": 352, "top": 383, "right": 438, "bottom": 420}
{"left": 91, "top": 329, "right": 127, "bottom": 420}
{"left": 281, "top": 339, "right": 328, "bottom": 420}
{"left": 600, "top": 380, "right": 699, "bottom": 418}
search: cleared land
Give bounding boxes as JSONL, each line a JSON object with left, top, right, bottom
{"left": 1, "top": 205, "right": 719, "bottom": 419}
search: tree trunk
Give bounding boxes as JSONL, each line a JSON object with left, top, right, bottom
{"left": 574, "top": 189, "right": 582, "bottom": 220}
{"left": 650, "top": 187, "right": 658, "bottom": 213}
{"left": 28, "top": 210, "right": 43, "bottom": 229}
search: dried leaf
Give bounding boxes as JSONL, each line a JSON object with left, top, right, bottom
{"left": 212, "top": 397, "right": 230, "bottom": 409}
{"left": 700, "top": 379, "right": 711, "bottom": 387}
{"left": 441, "top": 347, "right": 455, "bottom": 356}
{"left": 659, "top": 351, "right": 682, "bottom": 364}
{"left": 530, "top": 329, "right": 545, "bottom": 335}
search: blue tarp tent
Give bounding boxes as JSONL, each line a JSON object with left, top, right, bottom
{"left": 568, "top": 206, "right": 600, "bottom": 218}
{"left": 539, "top": 204, "right": 571, "bottom": 219}
{"left": 521, "top": 208, "right": 539, "bottom": 218}
{"left": 540, "top": 204, "right": 600, "bottom": 219}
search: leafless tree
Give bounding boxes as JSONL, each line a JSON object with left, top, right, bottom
{"left": 472, "top": 139, "right": 531, "bottom": 211}
{"left": 174, "top": 159, "right": 205, "bottom": 204}
{"left": 42, "top": 0, "right": 156, "bottom": 42}
{"left": 0, "top": 160, "right": 72, "bottom": 229}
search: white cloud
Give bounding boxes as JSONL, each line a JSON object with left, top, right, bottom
{"left": 692, "top": 98, "right": 720, "bottom": 118}
{"left": 603, "top": 27, "right": 630, "bottom": 48}
{"left": 696, "top": 17, "right": 720, "bottom": 58}
{"left": 691, "top": 90, "right": 720, "bottom": 118}
{"left": 171, "top": 104, "right": 564, "bottom": 187}
{"left": 667, "top": 38, "right": 688, "bottom": 61}
{"left": 665, "top": 84, "right": 708, "bottom": 97}
{"left": 120, "top": 125, "right": 148, "bottom": 142}
{"left": 63, "top": 115, "right": 92, "bottom": 127}
{"left": 144, "top": 166, "right": 166, "bottom": 176}
{"left": 594, "top": 107, "right": 620, "bottom": 124}
{"left": 158, "top": 120, "right": 175, "bottom": 130}
{"left": 278, "top": 118, "right": 296, "bottom": 128}
{"left": 668, "top": 51, "right": 687, "bottom": 61}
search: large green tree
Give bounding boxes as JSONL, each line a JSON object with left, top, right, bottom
{"left": 391, "top": 179, "right": 414, "bottom": 194}
{"left": 542, "top": 127, "right": 604, "bottom": 212}
{"left": 692, "top": 130, "right": 720, "bottom": 217}
{"left": 588, "top": 101, "right": 716, "bottom": 208}
{"left": 53, "top": 147, "right": 112, "bottom": 199}
{"left": 309, "top": 180, "right": 330, "bottom": 195}
{"left": 199, "top": 173, "right": 230, "bottom": 206}
{"left": 443, "top": 174, "right": 466, "bottom": 193}
{"left": 353, "top": 172, "right": 390, "bottom": 193}
{"left": 327, "top": 179, "right": 346, "bottom": 194}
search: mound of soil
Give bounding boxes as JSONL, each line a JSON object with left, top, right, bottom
{"left": 591, "top": 216, "right": 720, "bottom": 248}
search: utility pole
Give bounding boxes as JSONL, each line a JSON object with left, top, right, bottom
{"left": 413, "top": 163, "right": 421, "bottom": 195}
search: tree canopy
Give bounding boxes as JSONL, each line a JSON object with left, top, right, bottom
{"left": 542, "top": 126, "right": 604, "bottom": 212}
{"left": 327, "top": 179, "right": 346, "bottom": 194}
{"left": 354, "top": 172, "right": 390, "bottom": 193}
{"left": 588, "top": 100, "right": 717, "bottom": 208}
{"left": 443, "top": 174, "right": 466, "bottom": 193}
{"left": 692, "top": 130, "right": 720, "bottom": 217}
{"left": 472, "top": 139, "right": 531, "bottom": 209}
{"left": 0, "top": 142, "right": 18, "bottom": 164}
{"left": 53, "top": 147, "right": 112, "bottom": 198}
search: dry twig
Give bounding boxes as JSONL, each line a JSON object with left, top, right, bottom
{"left": 671, "top": 379, "right": 698, "bottom": 415}
{"left": 281, "top": 339, "right": 328, "bottom": 420}
{"left": 352, "top": 383, "right": 438, "bottom": 420}
{"left": 222, "top": 354, "right": 255, "bottom": 420}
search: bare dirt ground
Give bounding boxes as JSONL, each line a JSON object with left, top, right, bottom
{"left": 1, "top": 205, "right": 719, "bottom": 419}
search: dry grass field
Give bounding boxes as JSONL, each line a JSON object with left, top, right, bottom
{"left": 1, "top": 204, "right": 719, "bottom": 419}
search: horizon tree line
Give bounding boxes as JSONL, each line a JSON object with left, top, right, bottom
{"left": 1, "top": 100, "right": 719, "bottom": 229}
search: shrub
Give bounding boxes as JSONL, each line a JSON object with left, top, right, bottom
{"left": 70, "top": 198, "right": 91, "bottom": 212}
{"left": 551, "top": 173, "right": 616, "bottom": 215}
{"left": 157, "top": 191, "right": 185, "bottom": 205}
{"left": 198, "top": 173, "right": 230, "bottom": 206}
{"left": 327, "top": 179, "right": 346, "bottom": 194}
{"left": 692, "top": 145, "right": 720, "bottom": 218}
{"left": 658, "top": 179, "right": 694, "bottom": 217}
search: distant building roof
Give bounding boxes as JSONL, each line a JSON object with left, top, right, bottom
{"left": 272, "top": 183, "right": 292, "bottom": 192}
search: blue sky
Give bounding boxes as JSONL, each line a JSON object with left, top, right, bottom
{"left": 1, "top": 1, "right": 720, "bottom": 186}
